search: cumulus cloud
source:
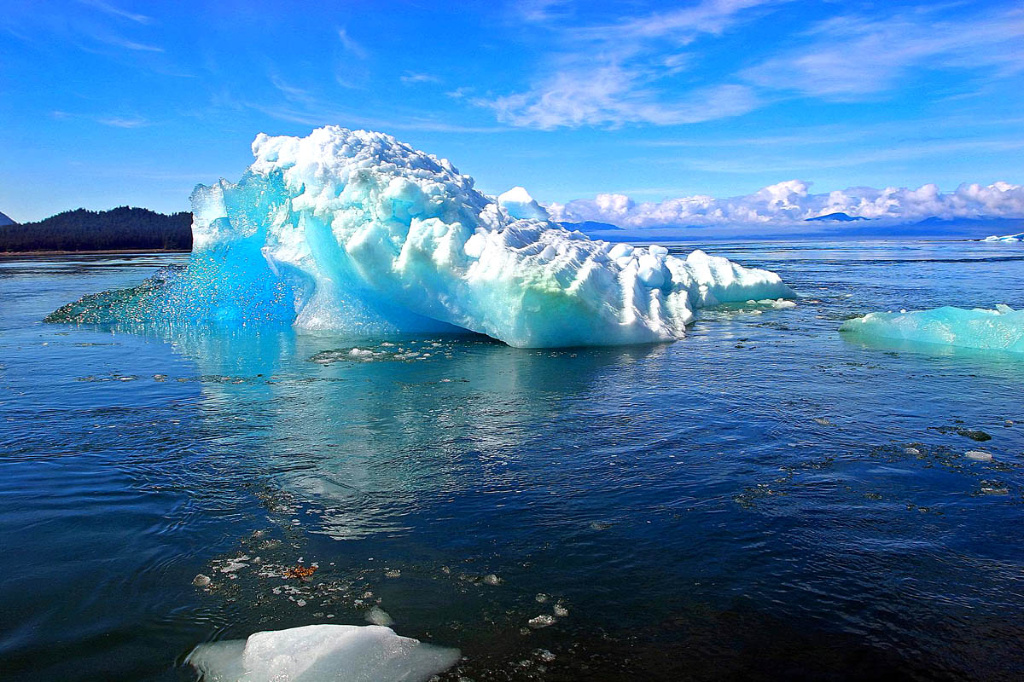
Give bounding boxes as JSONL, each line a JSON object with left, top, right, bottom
{"left": 548, "top": 181, "right": 1024, "bottom": 228}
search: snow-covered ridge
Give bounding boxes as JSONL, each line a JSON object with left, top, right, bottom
{"left": 53, "top": 127, "right": 795, "bottom": 348}
{"left": 840, "top": 305, "right": 1024, "bottom": 354}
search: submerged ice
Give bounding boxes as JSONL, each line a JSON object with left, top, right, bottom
{"left": 48, "top": 127, "right": 794, "bottom": 347}
{"left": 840, "top": 305, "right": 1024, "bottom": 354}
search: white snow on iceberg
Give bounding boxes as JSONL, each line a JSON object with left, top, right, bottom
{"left": 497, "top": 186, "right": 549, "bottom": 221}
{"left": 187, "top": 624, "right": 460, "bottom": 682}
{"left": 840, "top": 305, "right": 1024, "bottom": 354}
{"left": 48, "top": 127, "right": 795, "bottom": 348}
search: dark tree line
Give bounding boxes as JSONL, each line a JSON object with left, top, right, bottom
{"left": 0, "top": 207, "right": 192, "bottom": 252}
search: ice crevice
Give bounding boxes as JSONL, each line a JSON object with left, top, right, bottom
{"left": 50, "top": 127, "right": 796, "bottom": 348}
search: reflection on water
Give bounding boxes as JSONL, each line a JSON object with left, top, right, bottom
{"left": 1, "top": 245, "right": 1024, "bottom": 681}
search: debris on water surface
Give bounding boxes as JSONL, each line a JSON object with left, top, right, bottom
{"left": 192, "top": 574, "right": 211, "bottom": 587}
{"left": 931, "top": 425, "right": 992, "bottom": 442}
{"left": 813, "top": 417, "right": 834, "bottom": 426}
{"left": 284, "top": 565, "right": 317, "bottom": 580}
{"left": 979, "top": 481, "right": 1009, "bottom": 495}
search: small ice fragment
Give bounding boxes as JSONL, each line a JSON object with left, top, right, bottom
{"left": 193, "top": 574, "right": 211, "bottom": 587}
{"left": 553, "top": 604, "right": 569, "bottom": 618}
{"left": 366, "top": 606, "right": 394, "bottom": 626}
{"left": 536, "top": 649, "right": 556, "bottom": 663}
{"left": 385, "top": 569, "right": 401, "bottom": 578}
{"left": 813, "top": 417, "right": 833, "bottom": 426}
{"left": 904, "top": 447, "right": 921, "bottom": 456}
{"left": 528, "top": 615, "right": 557, "bottom": 629}
{"left": 535, "top": 593, "right": 549, "bottom": 603}
{"left": 482, "top": 574, "right": 502, "bottom": 586}
{"left": 965, "top": 450, "right": 993, "bottom": 462}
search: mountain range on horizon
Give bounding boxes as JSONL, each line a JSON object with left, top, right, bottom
{"left": 2, "top": 203, "right": 1023, "bottom": 253}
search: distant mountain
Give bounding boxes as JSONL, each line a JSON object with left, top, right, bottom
{"left": 557, "top": 220, "right": 622, "bottom": 232}
{"left": 0, "top": 211, "right": 14, "bottom": 226}
{"left": 0, "top": 206, "right": 192, "bottom": 252}
{"left": 806, "top": 212, "right": 868, "bottom": 222}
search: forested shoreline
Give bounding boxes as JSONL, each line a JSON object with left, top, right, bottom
{"left": 0, "top": 207, "right": 192, "bottom": 252}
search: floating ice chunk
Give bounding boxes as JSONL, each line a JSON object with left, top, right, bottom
{"left": 840, "top": 305, "right": 1024, "bottom": 354}
{"left": 965, "top": 450, "right": 993, "bottom": 462}
{"left": 498, "top": 186, "right": 549, "bottom": 221}
{"left": 365, "top": 607, "right": 394, "bottom": 626}
{"left": 187, "top": 624, "right": 459, "bottom": 682}
{"left": 48, "top": 127, "right": 795, "bottom": 348}
{"left": 528, "top": 615, "right": 557, "bottom": 629}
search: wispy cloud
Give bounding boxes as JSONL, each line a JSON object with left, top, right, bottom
{"left": 77, "top": 0, "right": 152, "bottom": 25}
{"left": 244, "top": 100, "right": 509, "bottom": 134}
{"left": 51, "top": 110, "right": 153, "bottom": 128}
{"left": 743, "top": 6, "right": 1024, "bottom": 99}
{"left": 400, "top": 72, "right": 441, "bottom": 85}
{"left": 481, "top": 0, "right": 779, "bottom": 129}
{"left": 101, "top": 35, "right": 164, "bottom": 52}
{"left": 678, "top": 138, "right": 1024, "bottom": 174}
{"left": 97, "top": 116, "right": 151, "bottom": 128}
{"left": 337, "top": 27, "right": 368, "bottom": 60}
{"left": 514, "top": 0, "right": 573, "bottom": 23}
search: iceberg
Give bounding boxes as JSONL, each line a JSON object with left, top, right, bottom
{"left": 982, "top": 232, "right": 1023, "bottom": 242}
{"left": 187, "top": 624, "right": 460, "bottom": 682}
{"left": 47, "top": 126, "right": 795, "bottom": 348}
{"left": 840, "top": 305, "right": 1024, "bottom": 354}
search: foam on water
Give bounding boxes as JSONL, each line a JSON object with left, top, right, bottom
{"left": 47, "top": 127, "right": 795, "bottom": 348}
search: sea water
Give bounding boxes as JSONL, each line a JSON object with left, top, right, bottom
{"left": 1, "top": 240, "right": 1023, "bottom": 681}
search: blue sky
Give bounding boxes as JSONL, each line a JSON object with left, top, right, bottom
{"left": 1, "top": 0, "right": 1022, "bottom": 223}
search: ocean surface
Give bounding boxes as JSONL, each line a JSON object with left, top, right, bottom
{"left": 2, "top": 240, "right": 1023, "bottom": 681}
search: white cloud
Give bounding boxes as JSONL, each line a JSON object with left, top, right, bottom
{"left": 743, "top": 6, "right": 1024, "bottom": 99}
{"left": 400, "top": 72, "right": 441, "bottom": 85}
{"left": 78, "top": 0, "right": 152, "bottom": 25}
{"left": 96, "top": 116, "right": 150, "bottom": 128}
{"left": 483, "top": 0, "right": 777, "bottom": 128}
{"left": 514, "top": 0, "right": 573, "bottom": 23}
{"left": 337, "top": 27, "right": 368, "bottom": 60}
{"left": 549, "top": 181, "right": 1024, "bottom": 227}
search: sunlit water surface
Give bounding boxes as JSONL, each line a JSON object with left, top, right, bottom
{"left": 2, "top": 241, "right": 1024, "bottom": 681}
